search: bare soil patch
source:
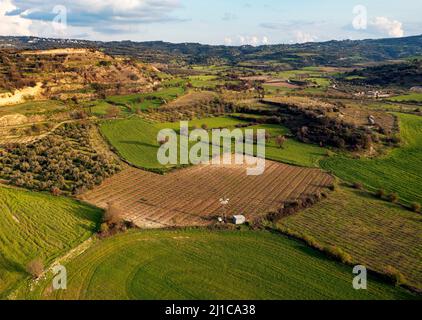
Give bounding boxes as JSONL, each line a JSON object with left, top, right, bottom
{"left": 80, "top": 158, "right": 333, "bottom": 229}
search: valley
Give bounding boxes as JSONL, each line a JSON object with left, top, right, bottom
{"left": 0, "top": 34, "right": 421, "bottom": 301}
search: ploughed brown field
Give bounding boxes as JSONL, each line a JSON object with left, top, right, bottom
{"left": 80, "top": 158, "right": 334, "bottom": 228}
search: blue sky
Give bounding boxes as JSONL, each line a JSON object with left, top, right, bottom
{"left": 1, "top": 0, "right": 421, "bottom": 44}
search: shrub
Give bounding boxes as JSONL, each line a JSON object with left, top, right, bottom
{"left": 325, "top": 150, "right": 335, "bottom": 157}
{"left": 51, "top": 186, "right": 61, "bottom": 196}
{"left": 410, "top": 202, "right": 421, "bottom": 213}
{"left": 375, "top": 189, "right": 386, "bottom": 199}
{"left": 103, "top": 202, "right": 124, "bottom": 225}
{"left": 275, "top": 135, "right": 287, "bottom": 149}
{"left": 100, "top": 223, "right": 109, "bottom": 234}
{"left": 387, "top": 192, "right": 399, "bottom": 203}
{"left": 352, "top": 182, "right": 364, "bottom": 190}
{"left": 302, "top": 234, "right": 323, "bottom": 251}
{"left": 324, "top": 245, "right": 353, "bottom": 264}
{"left": 26, "top": 258, "right": 44, "bottom": 279}
{"left": 384, "top": 266, "right": 407, "bottom": 286}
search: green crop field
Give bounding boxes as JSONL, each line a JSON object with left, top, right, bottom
{"left": 244, "top": 124, "right": 328, "bottom": 167}
{"left": 188, "top": 75, "right": 222, "bottom": 88}
{"left": 106, "top": 86, "right": 185, "bottom": 113}
{"left": 0, "top": 186, "right": 102, "bottom": 299}
{"left": 279, "top": 186, "right": 422, "bottom": 290}
{"left": 83, "top": 100, "right": 119, "bottom": 117}
{"left": 100, "top": 116, "right": 250, "bottom": 171}
{"left": 26, "top": 229, "right": 415, "bottom": 300}
{"left": 307, "top": 77, "right": 331, "bottom": 88}
{"left": 0, "top": 100, "right": 66, "bottom": 117}
{"left": 320, "top": 113, "right": 422, "bottom": 204}
{"left": 100, "top": 117, "right": 328, "bottom": 170}
{"left": 388, "top": 93, "right": 422, "bottom": 103}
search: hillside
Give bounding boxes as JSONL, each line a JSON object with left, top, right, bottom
{"left": 341, "top": 59, "right": 422, "bottom": 88}
{"left": 0, "top": 48, "right": 158, "bottom": 103}
{"left": 1, "top": 35, "right": 422, "bottom": 67}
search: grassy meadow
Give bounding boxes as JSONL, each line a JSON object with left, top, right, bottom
{"left": 100, "top": 116, "right": 329, "bottom": 171}
{"left": 25, "top": 229, "right": 416, "bottom": 300}
{"left": 320, "top": 113, "right": 422, "bottom": 205}
{"left": 279, "top": 186, "right": 422, "bottom": 290}
{"left": 0, "top": 186, "right": 102, "bottom": 299}
{"left": 106, "top": 86, "right": 185, "bottom": 113}
{"left": 388, "top": 93, "right": 422, "bottom": 103}
{"left": 0, "top": 100, "right": 66, "bottom": 117}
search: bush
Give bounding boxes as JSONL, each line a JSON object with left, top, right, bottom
{"left": 26, "top": 258, "right": 44, "bottom": 279}
{"left": 352, "top": 182, "right": 364, "bottom": 190}
{"left": 384, "top": 266, "right": 407, "bottom": 286}
{"left": 51, "top": 186, "right": 61, "bottom": 196}
{"left": 387, "top": 192, "right": 399, "bottom": 203}
{"left": 324, "top": 245, "right": 353, "bottom": 264}
{"left": 100, "top": 223, "right": 109, "bottom": 234}
{"left": 103, "top": 202, "right": 124, "bottom": 225}
{"left": 302, "top": 234, "right": 323, "bottom": 251}
{"left": 375, "top": 189, "right": 386, "bottom": 199}
{"left": 410, "top": 202, "right": 421, "bottom": 213}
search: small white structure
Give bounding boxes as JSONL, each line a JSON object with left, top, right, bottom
{"left": 368, "top": 115, "right": 376, "bottom": 125}
{"left": 232, "top": 215, "right": 246, "bottom": 225}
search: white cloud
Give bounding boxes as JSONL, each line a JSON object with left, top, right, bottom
{"left": 370, "top": 17, "right": 404, "bottom": 37}
{"left": 7, "top": 0, "right": 184, "bottom": 37}
{"left": 224, "top": 36, "right": 233, "bottom": 45}
{"left": 235, "top": 35, "right": 268, "bottom": 46}
{"left": 294, "top": 31, "right": 317, "bottom": 44}
{"left": 0, "top": 0, "right": 32, "bottom": 36}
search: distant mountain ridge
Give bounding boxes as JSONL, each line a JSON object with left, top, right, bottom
{"left": 1, "top": 34, "right": 422, "bottom": 67}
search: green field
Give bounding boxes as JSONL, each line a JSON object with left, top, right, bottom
{"left": 0, "top": 186, "right": 102, "bottom": 299}
{"left": 320, "top": 113, "right": 422, "bottom": 204}
{"left": 106, "top": 86, "right": 186, "bottom": 113}
{"left": 245, "top": 124, "right": 328, "bottom": 167}
{"left": 83, "top": 100, "right": 117, "bottom": 117}
{"left": 279, "top": 186, "right": 422, "bottom": 289}
{"left": 263, "top": 84, "right": 294, "bottom": 95}
{"left": 188, "top": 75, "right": 222, "bottom": 88}
{"left": 100, "top": 116, "right": 249, "bottom": 171}
{"left": 389, "top": 93, "right": 422, "bottom": 103}
{"left": 26, "top": 229, "right": 415, "bottom": 300}
{"left": 100, "top": 117, "right": 328, "bottom": 170}
{"left": 0, "top": 100, "right": 66, "bottom": 117}
{"left": 307, "top": 77, "right": 331, "bottom": 88}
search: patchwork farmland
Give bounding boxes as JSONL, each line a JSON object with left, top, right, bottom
{"left": 81, "top": 158, "right": 334, "bottom": 228}
{"left": 2, "top": 30, "right": 422, "bottom": 302}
